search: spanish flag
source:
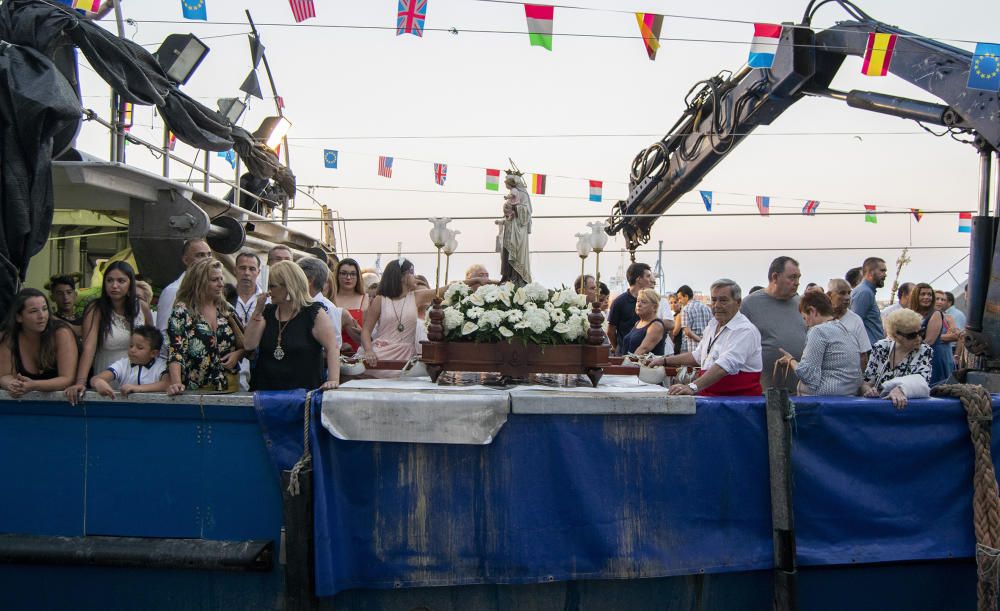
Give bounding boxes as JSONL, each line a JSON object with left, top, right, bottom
{"left": 532, "top": 173, "right": 546, "bottom": 195}
{"left": 862, "top": 32, "right": 896, "bottom": 76}
{"left": 635, "top": 13, "right": 663, "bottom": 61}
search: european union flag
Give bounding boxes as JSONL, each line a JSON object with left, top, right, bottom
{"left": 181, "top": 0, "right": 207, "bottom": 21}
{"left": 969, "top": 42, "right": 1000, "bottom": 91}
{"left": 324, "top": 149, "right": 338, "bottom": 169}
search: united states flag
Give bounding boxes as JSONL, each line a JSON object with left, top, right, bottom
{"left": 378, "top": 156, "right": 394, "bottom": 178}
{"left": 756, "top": 195, "right": 770, "bottom": 217}
{"left": 434, "top": 163, "right": 447, "bottom": 186}
{"left": 288, "top": 0, "right": 316, "bottom": 23}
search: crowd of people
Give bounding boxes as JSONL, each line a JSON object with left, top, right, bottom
{"left": 0, "top": 242, "right": 967, "bottom": 408}
{"left": 611, "top": 256, "right": 963, "bottom": 407}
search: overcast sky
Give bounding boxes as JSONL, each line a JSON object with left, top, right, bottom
{"left": 73, "top": 0, "right": 997, "bottom": 295}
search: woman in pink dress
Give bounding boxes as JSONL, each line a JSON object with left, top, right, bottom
{"left": 361, "top": 258, "right": 438, "bottom": 366}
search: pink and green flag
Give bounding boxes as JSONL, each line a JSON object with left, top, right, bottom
{"left": 524, "top": 4, "right": 554, "bottom": 51}
{"left": 486, "top": 168, "right": 501, "bottom": 191}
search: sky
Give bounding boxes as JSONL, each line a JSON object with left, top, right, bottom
{"left": 71, "top": 0, "right": 999, "bottom": 296}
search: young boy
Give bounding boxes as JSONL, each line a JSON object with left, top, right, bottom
{"left": 90, "top": 325, "right": 169, "bottom": 398}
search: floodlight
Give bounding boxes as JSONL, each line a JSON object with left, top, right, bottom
{"left": 217, "top": 97, "right": 248, "bottom": 124}
{"left": 254, "top": 116, "right": 292, "bottom": 150}
{"left": 155, "top": 34, "right": 210, "bottom": 85}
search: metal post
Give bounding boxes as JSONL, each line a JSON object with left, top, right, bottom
{"left": 162, "top": 126, "right": 170, "bottom": 178}
{"left": 110, "top": 0, "right": 127, "bottom": 163}
{"left": 203, "top": 152, "right": 210, "bottom": 192}
{"left": 995, "top": 155, "right": 1000, "bottom": 219}
{"left": 979, "top": 148, "right": 992, "bottom": 217}
{"left": 766, "top": 388, "right": 797, "bottom": 611}
{"left": 234, "top": 156, "right": 242, "bottom": 210}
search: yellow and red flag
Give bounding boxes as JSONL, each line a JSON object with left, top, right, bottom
{"left": 862, "top": 32, "right": 896, "bottom": 76}
{"left": 634, "top": 13, "right": 663, "bottom": 61}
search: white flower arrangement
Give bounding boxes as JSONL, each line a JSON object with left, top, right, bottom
{"left": 439, "top": 282, "right": 591, "bottom": 344}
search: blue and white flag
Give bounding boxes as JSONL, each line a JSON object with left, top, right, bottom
{"left": 181, "top": 0, "right": 207, "bottom": 21}
{"left": 218, "top": 149, "right": 237, "bottom": 169}
{"left": 699, "top": 190, "right": 712, "bottom": 212}
{"left": 324, "top": 149, "right": 338, "bottom": 169}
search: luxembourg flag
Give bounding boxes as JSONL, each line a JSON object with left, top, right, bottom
{"left": 959, "top": 211, "right": 972, "bottom": 233}
{"left": 748, "top": 23, "right": 782, "bottom": 69}
{"left": 589, "top": 180, "right": 602, "bottom": 203}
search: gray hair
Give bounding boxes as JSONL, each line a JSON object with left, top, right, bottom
{"left": 710, "top": 278, "right": 742, "bottom": 301}
{"left": 297, "top": 257, "right": 330, "bottom": 293}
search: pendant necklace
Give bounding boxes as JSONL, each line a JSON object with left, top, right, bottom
{"left": 390, "top": 296, "right": 405, "bottom": 333}
{"left": 274, "top": 315, "right": 293, "bottom": 360}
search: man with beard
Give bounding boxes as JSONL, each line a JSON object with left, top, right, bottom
{"left": 850, "top": 257, "right": 887, "bottom": 346}
{"left": 827, "top": 278, "right": 872, "bottom": 371}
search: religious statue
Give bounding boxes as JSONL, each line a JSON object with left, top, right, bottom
{"left": 498, "top": 170, "right": 532, "bottom": 286}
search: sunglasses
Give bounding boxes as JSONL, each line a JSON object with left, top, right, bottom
{"left": 896, "top": 330, "right": 920, "bottom": 340}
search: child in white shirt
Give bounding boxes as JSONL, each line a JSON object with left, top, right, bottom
{"left": 90, "top": 326, "right": 169, "bottom": 398}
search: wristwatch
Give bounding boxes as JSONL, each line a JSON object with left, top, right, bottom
{"left": 687, "top": 382, "right": 698, "bottom": 393}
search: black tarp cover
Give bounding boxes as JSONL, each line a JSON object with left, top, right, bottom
{"left": 0, "top": 0, "right": 295, "bottom": 314}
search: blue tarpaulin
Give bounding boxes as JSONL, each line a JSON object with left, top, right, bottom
{"left": 253, "top": 392, "right": 999, "bottom": 597}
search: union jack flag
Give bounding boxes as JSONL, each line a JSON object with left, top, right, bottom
{"left": 288, "top": 0, "right": 315, "bottom": 23}
{"left": 378, "top": 156, "right": 394, "bottom": 178}
{"left": 802, "top": 200, "right": 819, "bottom": 216}
{"left": 397, "top": 0, "right": 427, "bottom": 37}
{"left": 434, "top": 163, "right": 447, "bottom": 186}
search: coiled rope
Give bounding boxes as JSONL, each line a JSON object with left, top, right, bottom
{"left": 932, "top": 384, "right": 1000, "bottom": 611}
{"left": 286, "top": 389, "right": 315, "bottom": 497}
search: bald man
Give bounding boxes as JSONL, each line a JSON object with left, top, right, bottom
{"left": 827, "top": 278, "right": 872, "bottom": 371}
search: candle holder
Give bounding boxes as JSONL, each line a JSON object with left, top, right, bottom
{"left": 587, "top": 221, "right": 609, "bottom": 288}
{"left": 443, "top": 230, "right": 459, "bottom": 287}
{"left": 428, "top": 217, "right": 452, "bottom": 291}
{"left": 575, "top": 232, "right": 591, "bottom": 295}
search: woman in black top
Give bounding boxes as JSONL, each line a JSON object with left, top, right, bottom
{"left": 0, "top": 289, "right": 78, "bottom": 397}
{"left": 244, "top": 261, "right": 340, "bottom": 391}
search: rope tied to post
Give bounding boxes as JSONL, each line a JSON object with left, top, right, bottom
{"left": 932, "top": 383, "right": 1000, "bottom": 611}
{"left": 286, "top": 389, "right": 314, "bottom": 497}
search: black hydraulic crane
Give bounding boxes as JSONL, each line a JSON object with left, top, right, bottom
{"left": 605, "top": 0, "right": 1000, "bottom": 362}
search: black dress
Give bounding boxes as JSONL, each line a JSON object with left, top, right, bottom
{"left": 250, "top": 303, "right": 324, "bottom": 391}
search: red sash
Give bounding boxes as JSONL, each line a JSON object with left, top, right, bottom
{"left": 698, "top": 370, "right": 763, "bottom": 397}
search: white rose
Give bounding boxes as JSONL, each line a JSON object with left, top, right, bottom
{"left": 524, "top": 308, "right": 551, "bottom": 334}
{"left": 461, "top": 322, "right": 478, "bottom": 335}
{"left": 443, "top": 307, "right": 464, "bottom": 331}
{"left": 479, "top": 284, "right": 501, "bottom": 303}
{"left": 480, "top": 310, "right": 504, "bottom": 328}
{"left": 444, "top": 282, "right": 470, "bottom": 304}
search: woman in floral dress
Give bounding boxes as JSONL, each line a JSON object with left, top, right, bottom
{"left": 166, "top": 258, "right": 243, "bottom": 394}
{"left": 860, "top": 308, "right": 933, "bottom": 409}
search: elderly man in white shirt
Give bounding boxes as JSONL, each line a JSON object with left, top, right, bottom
{"left": 828, "top": 278, "right": 873, "bottom": 370}
{"left": 650, "top": 278, "right": 763, "bottom": 396}
{"left": 297, "top": 257, "right": 343, "bottom": 351}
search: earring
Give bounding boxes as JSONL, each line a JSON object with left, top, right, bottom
{"left": 285, "top": 294, "right": 291, "bottom": 302}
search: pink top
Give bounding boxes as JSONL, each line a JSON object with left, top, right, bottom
{"left": 372, "top": 293, "right": 419, "bottom": 362}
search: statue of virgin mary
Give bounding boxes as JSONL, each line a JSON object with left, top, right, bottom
{"left": 499, "top": 171, "right": 532, "bottom": 286}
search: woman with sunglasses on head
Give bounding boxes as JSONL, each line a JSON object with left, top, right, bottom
{"left": 243, "top": 261, "right": 340, "bottom": 391}
{"left": 65, "top": 261, "right": 153, "bottom": 404}
{"left": 360, "top": 258, "right": 438, "bottom": 367}
{"left": 908, "top": 282, "right": 955, "bottom": 385}
{"left": 860, "top": 308, "right": 933, "bottom": 409}
{"left": 331, "top": 258, "right": 369, "bottom": 354}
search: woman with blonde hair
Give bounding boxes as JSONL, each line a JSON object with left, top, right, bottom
{"left": 860, "top": 308, "right": 933, "bottom": 408}
{"left": 165, "top": 258, "right": 244, "bottom": 394}
{"left": 244, "top": 261, "right": 340, "bottom": 391}
{"left": 620, "top": 288, "right": 668, "bottom": 356}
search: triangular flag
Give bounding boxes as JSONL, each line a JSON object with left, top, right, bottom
{"left": 756, "top": 195, "right": 769, "bottom": 217}
{"left": 218, "top": 149, "right": 237, "bottom": 169}
{"left": 181, "top": 0, "right": 207, "bottom": 21}
{"left": 802, "top": 200, "right": 819, "bottom": 216}
{"left": 531, "top": 173, "right": 546, "bottom": 195}
{"left": 862, "top": 32, "right": 897, "bottom": 76}
{"left": 634, "top": 13, "right": 663, "bottom": 61}
{"left": 485, "top": 169, "right": 501, "bottom": 191}
{"left": 249, "top": 35, "right": 265, "bottom": 69}
{"left": 167, "top": 132, "right": 177, "bottom": 151}
{"left": 910, "top": 208, "right": 923, "bottom": 222}
{"left": 959, "top": 211, "right": 972, "bottom": 233}
{"left": 276, "top": 95, "right": 285, "bottom": 110}
{"left": 524, "top": 4, "right": 554, "bottom": 51}
{"left": 240, "top": 70, "right": 263, "bottom": 99}
{"left": 865, "top": 204, "right": 877, "bottom": 223}
{"left": 699, "top": 190, "right": 712, "bottom": 212}
{"left": 589, "top": 180, "right": 602, "bottom": 202}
